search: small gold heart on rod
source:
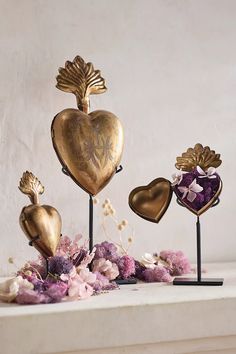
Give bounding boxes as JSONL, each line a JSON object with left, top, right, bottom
{"left": 129, "top": 178, "right": 173, "bottom": 223}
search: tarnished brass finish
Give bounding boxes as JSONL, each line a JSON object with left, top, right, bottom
{"left": 52, "top": 55, "right": 124, "bottom": 196}
{"left": 56, "top": 55, "right": 107, "bottom": 114}
{"left": 52, "top": 109, "right": 124, "bottom": 195}
{"left": 19, "top": 171, "right": 61, "bottom": 258}
{"left": 129, "top": 178, "right": 173, "bottom": 223}
{"left": 175, "top": 143, "right": 222, "bottom": 172}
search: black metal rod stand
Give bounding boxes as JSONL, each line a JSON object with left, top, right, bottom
{"left": 89, "top": 194, "right": 93, "bottom": 253}
{"left": 62, "top": 165, "right": 124, "bottom": 254}
{"left": 196, "top": 216, "right": 201, "bottom": 282}
{"left": 173, "top": 198, "right": 223, "bottom": 286}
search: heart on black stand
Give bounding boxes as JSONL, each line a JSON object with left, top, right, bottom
{"left": 173, "top": 168, "right": 222, "bottom": 216}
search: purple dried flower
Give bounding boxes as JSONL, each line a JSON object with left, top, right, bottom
{"left": 134, "top": 260, "right": 146, "bottom": 280}
{"left": 16, "top": 289, "right": 51, "bottom": 304}
{"left": 94, "top": 241, "right": 119, "bottom": 262}
{"left": 173, "top": 167, "right": 221, "bottom": 212}
{"left": 44, "top": 282, "right": 68, "bottom": 302}
{"left": 117, "top": 255, "right": 135, "bottom": 279}
{"left": 142, "top": 265, "right": 172, "bottom": 283}
{"left": 48, "top": 256, "right": 73, "bottom": 276}
{"left": 93, "top": 271, "right": 118, "bottom": 292}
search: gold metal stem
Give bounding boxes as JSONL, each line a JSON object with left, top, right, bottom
{"left": 77, "top": 96, "right": 90, "bottom": 114}
{"left": 30, "top": 194, "right": 39, "bottom": 205}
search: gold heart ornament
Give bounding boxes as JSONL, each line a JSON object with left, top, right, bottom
{"left": 51, "top": 56, "right": 124, "bottom": 196}
{"left": 129, "top": 178, "right": 173, "bottom": 223}
{"left": 19, "top": 171, "right": 61, "bottom": 258}
{"left": 174, "top": 143, "right": 223, "bottom": 216}
{"left": 174, "top": 179, "right": 222, "bottom": 216}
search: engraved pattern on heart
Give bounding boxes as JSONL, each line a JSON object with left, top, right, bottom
{"left": 129, "top": 178, "right": 173, "bottom": 223}
{"left": 51, "top": 108, "right": 124, "bottom": 196}
{"left": 52, "top": 55, "right": 124, "bottom": 196}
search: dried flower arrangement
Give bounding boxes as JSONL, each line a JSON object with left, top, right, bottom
{"left": 0, "top": 199, "right": 191, "bottom": 305}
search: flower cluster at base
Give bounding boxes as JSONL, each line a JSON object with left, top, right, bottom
{"left": 0, "top": 237, "right": 191, "bottom": 305}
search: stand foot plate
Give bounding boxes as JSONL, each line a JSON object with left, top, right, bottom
{"left": 173, "top": 277, "right": 224, "bottom": 286}
{"left": 115, "top": 277, "right": 137, "bottom": 285}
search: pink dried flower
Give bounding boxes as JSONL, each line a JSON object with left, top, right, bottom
{"left": 78, "top": 268, "right": 97, "bottom": 285}
{"left": 56, "top": 234, "right": 82, "bottom": 257}
{"left": 67, "top": 275, "right": 94, "bottom": 300}
{"left": 117, "top": 255, "right": 135, "bottom": 279}
{"left": 92, "top": 258, "right": 119, "bottom": 280}
{"left": 160, "top": 250, "right": 191, "bottom": 276}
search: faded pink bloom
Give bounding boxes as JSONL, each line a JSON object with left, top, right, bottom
{"left": 78, "top": 268, "right": 96, "bottom": 285}
{"left": 67, "top": 274, "right": 94, "bottom": 300}
{"left": 92, "top": 258, "right": 119, "bottom": 280}
{"left": 56, "top": 234, "right": 83, "bottom": 257}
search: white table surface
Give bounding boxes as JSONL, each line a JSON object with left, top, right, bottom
{"left": 1, "top": 262, "right": 236, "bottom": 354}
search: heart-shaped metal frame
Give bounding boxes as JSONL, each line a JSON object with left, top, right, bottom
{"left": 129, "top": 177, "right": 173, "bottom": 223}
{"left": 173, "top": 178, "right": 222, "bottom": 216}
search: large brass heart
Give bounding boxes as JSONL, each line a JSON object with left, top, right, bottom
{"left": 51, "top": 108, "right": 124, "bottom": 196}
{"left": 129, "top": 178, "right": 173, "bottom": 223}
{"left": 20, "top": 205, "right": 61, "bottom": 258}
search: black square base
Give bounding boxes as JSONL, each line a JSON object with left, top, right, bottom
{"left": 115, "top": 277, "right": 137, "bottom": 285}
{"left": 173, "top": 277, "right": 224, "bottom": 286}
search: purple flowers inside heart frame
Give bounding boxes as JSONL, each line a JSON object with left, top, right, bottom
{"left": 172, "top": 166, "right": 222, "bottom": 215}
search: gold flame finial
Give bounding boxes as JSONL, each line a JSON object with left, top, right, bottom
{"left": 19, "top": 171, "right": 44, "bottom": 204}
{"left": 175, "top": 143, "right": 222, "bottom": 171}
{"left": 56, "top": 55, "right": 107, "bottom": 114}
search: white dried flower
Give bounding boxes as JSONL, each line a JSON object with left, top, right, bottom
{"left": 0, "top": 276, "right": 33, "bottom": 303}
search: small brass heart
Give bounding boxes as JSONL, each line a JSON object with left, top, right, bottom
{"left": 51, "top": 108, "right": 124, "bottom": 196}
{"left": 129, "top": 178, "right": 173, "bottom": 223}
{"left": 20, "top": 204, "right": 61, "bottom": 258}
{"left": 19, "top": 171, "right": 61, "bottom": 258}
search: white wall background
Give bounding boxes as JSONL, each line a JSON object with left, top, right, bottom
{"left": 0, "top": 0, "right": 236, "bottom": 275}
